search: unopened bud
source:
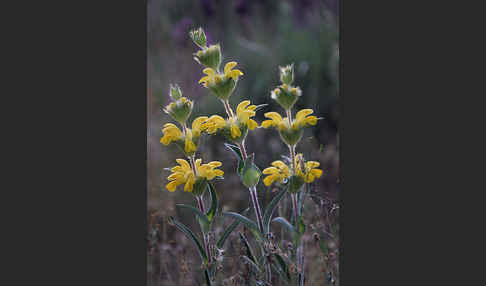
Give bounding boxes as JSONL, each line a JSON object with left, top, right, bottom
{"left": 279, "top": 64, "right": 294, "bottom": 85}
{"left": 169, "top": 84, "right": 182, "bottom": 100}
{"left": 194, "top": 44, "right": 221, "bottom": 71}
{"left": 189, "top": 27, "right": 207, "bottom": 49}
{"left": 240, "top": 154, "right": 261, "bottom": 188}
{"left": 163, "top": 88, "right": 193, "bottom": 124}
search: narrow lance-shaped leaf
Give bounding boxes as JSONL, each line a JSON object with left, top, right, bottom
{"left": 274, "top": 253, "right": 291, "bottom": 281}
{"left": 216, "top": 208, "right": 250, "bottom": 248}
{"left": 176, "top": 203, "right": 210, "bottom": 233}
{"left": 223, "top": 212, "right": 262, "bottom": 240}
{"left": 206, "top": 182, "right": 218, "bottom": 222}
{"left": 176, "top": 204, "right": 210, "bottom": 225}
{"left": 263, "top": 186, "right": 289, "bottom": 234}
{"left": 224, "top": 143, "right": 244, "bottom": 174}
{"left": 297, "top": 216, "right": 306, "bottom": 236}
{"left": 216, "top": 219, "right": 240, "bottom": 249}
{"left": 242, "top": 255, "right": 262, "bottom": 273}
{"left": 239, "top": 232, "right": 257, "bottom": 264}
{"left": 168, "top": 216, "right": 207, "bottom": 262}
{"left": 272, "top": 216, "right": 297, "bottom": 235}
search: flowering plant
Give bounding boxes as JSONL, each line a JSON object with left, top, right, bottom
{"left": 159, "top": 27, "right": 324, "bottom": 285}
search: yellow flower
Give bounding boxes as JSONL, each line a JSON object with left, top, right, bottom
{"left": 166, "top": 159, "right": 224, "bottom": 192}
{"left": 262, "top": 156, "right": 323, "bottom": 187}
{"left": 293, "top": 109, "right": 318, "bottom": 129}
{"left": 261, "top": 112, "right": 287, "bottom": 130}
{"left": 202, "top": 115, "right": 226, "bottom": 134}
{"left": 262, "top": 160, "right": 291, "bottom": 186}
{"left": 229, "top": 121, "right": 241, "bottom": 139}
{"left": 183, "top": 129, "right": 197, "bottom": 153}
{"left": 166, "top": 159, "right": 195, "bottom": 192}
{"left": 199, "top": 68, "right": 221, "bottom": 88}
{"left": 236, "top": 100, "right": 259, "bottom": 130}
{"left": 161, "top": 116, "right": 212, "bottom": 155}
{"left": 224, "top": 61, "right": 244, "bottom": 81}
{"left": 295, "top": 154, "right": 323, "bottom": 183}
{"left": 192, "top": 116, "right": 209, "bottom": 138}
{"left": 198, "top": 62, "right": 243, "bottom": 88}
{"left": 303, "top": 161, "right": 323, "bottom": 183}
{"left": 195, "top": 159, "right": 224, "bottom": 180}
{"left": 160, "top": 123, "right": 183, "bottom": 145}
{"left": 262, "top": 109, "right": 318, "bottom": 131}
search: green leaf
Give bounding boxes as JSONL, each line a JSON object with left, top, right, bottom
{"left": 176, "top": 203, "right": 210, "bottom": 233}
{"left": 206, "top": 182, "right": 218, "bottom": 222}
{"left": 272, "top": 217, "right": 296, "bottom": 234}
{"left": 224, "top": 143, "right": 244, "bottom": 174}
{"left": 176, "top": 204, "right": 210, "bottom": 225}
{"left": 223, "top": 212, "right": 262, "bottom": 239}
{"left": 216, "top": 218, "right": 240, "bottom": 248}
{"left": 262, "top": 186, "right": 289, "bottom": 234}
{"left": 274, "top": 253, "right": 291, "bottom": 282}
{"left": 298, "top": 184, "right": 308, "bottom": 215}
{"left": 297, "top": 216, "right": 306, "bottom": 235}
{"left": 168, "top": 216, "right": 207, "bottom": 262}
{"left": 242, "top": 256, "right": 262, "bottom": 273}
{"left": 239, "top": 232, "right": 257, "bottom": 264}
{"left": 216, "top": 208, "right": 250, "bottom": 248}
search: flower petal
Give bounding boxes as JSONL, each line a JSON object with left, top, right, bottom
{"left": 224, "top": 61, "right": 238, "bottom": 74}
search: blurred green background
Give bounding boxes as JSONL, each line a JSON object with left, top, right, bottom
{"left": 147, "top": 1, "right": 339, "bottom": 283}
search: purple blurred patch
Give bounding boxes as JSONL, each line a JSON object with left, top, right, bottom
{"left": 235, "top": 0, "right": 250, "bottom": 16}
{"left": 172, "top": 17, "right": 193, "bottom": 47}
{"left": 200, "top": 0, "right": 214, "bottom": 17}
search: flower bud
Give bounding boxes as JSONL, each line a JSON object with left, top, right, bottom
{"left": 189, "top": 27, "right": 207, "bottom": 49}
{"left": 279, "top": 64, "right": 294, "bottom": 85}
{"left": 241, "top": 154, "right": 261, "bottom": 188}
{"left": 194, "top": 44, "right": 221, "bottom": 71}
{"left": 271, "top": 84, "right": 301, "bottom": 111}
{"left": 169, "top": 84, "right": 182, "bottom": 100}
{"left": 164, "top": 96, "right": 193, "bottom": 124}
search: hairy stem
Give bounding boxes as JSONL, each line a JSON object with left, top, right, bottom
{"left": 289, "top": 144, "right": 296, "bottom": 174}
{"left": 222, "top": 99, "right": 235, "bottom": 118}
{"left": 196, "top": 195, "right": 211, "bottom": 265}
{"left": 291, "top": 193, "right": 299, "bottom": 221}
{"left": 286, "top": 108, "right": 292, "bottom": 126}
{"left": 220, "top": 98, "right": 272, "bottom": 281}
{"left": 237, "top": 141, "right": 248, "bottom": 161}
{"left": 249, "top": 186, "right": 264, "bottom": 233}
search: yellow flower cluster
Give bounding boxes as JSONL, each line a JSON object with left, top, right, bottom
{"left": 262, "top": 155, "right": 323, "bottom": 187}
{"left": 261, "top": 109, "right": 318, "bottom": 131}
{"left": 262, "top": 160, "right": 291, "bottom": 186}
{"left": 160, "top": 116, "right": 209, "bottom": 154}
{"left": 202, "top": 100, "right": 259, "bottom": 140}
{"left": 166, "top": 158, "right": 224, "bottom": 192}
{"left": 199, "top": 62, "right": 243, "bottom": 88}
